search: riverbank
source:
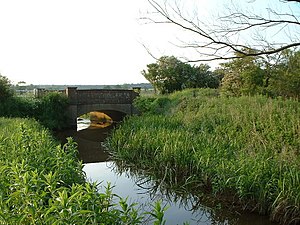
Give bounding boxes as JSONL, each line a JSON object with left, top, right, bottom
{"left": 0, "top": 117, "right": 166, "bottom": 224}
{"left": 107, "top": 88, "right": 300, "bottom": 225}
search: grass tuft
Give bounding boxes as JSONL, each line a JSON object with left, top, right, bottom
{"left": 107, "top": 88, "right": 300, "bottom": 225}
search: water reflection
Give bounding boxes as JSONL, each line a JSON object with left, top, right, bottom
{"left": 83, "top": 161, "right": 276, "bottom": 225}
{"left": 77, "top": 111, "right": 113, "bottom": 131}
{"left": 77, "top": 118, "right": 91, "bottom": 131}
{"left": 83, "top": 162, "right": 211, "bottom": 225}
{"left": 56, "top": 117, "right": 277, "bottom": 225}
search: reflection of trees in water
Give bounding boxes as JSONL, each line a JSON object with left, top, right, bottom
{"left": 108, "top": 161, "right": 241, "bottom": 225}
{"left": 79, "top": 111, "right": 127, "bottom": 130}
{"left": 89, "top": 112, "right": 113, "bottom": 128}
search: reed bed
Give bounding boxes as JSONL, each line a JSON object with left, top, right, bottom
{"left": 107, "top": 89, "right": 300, "bottom": 225}
{"left": 0, "top": 118, "right": 165, "bottom": 224}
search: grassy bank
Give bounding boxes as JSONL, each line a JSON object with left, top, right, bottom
{"left": 107, "top": 89, "right": 300, "bottom": 225}
{"left": 0, "top": 117, "right": 166, "bottom": 224}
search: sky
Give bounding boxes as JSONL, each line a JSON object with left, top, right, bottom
{"left": 0, "top": 0, "right": 298, "bottom": 85}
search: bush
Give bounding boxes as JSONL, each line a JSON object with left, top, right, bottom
{"left": 0, "top": 118, "right": 168, "bottom": 224}
{"left": 0, "top": 96, "right": 37, "bottom": 118}
{"left": 35, "top": 92, "right": 69, "bottom": 130}
{"left": 0, "top": 74, "right": 13, "bottom": 100}
{"left": 133, "top": 96, "right": 156, "bottom": 114}
{"left": 0, "top": 92, "right": 69, "bottom": 130}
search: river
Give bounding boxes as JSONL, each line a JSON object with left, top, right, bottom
{"left": 55, "top": 118, "right": 277, "bottom": 225}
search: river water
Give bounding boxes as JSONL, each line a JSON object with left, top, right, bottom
{"left": 56, "top": 118, "right": 277, "bottom": 225}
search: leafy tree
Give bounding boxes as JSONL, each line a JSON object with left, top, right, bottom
{"left": 193, "top": 64, "right": 221, "bottom": 89}
{"left": 142, "top": 56, "right": 220, "bottom": 94}
{"left": 219, "top": 49, "right": 266, "bottom": 96}
{"left": 219, "top": 48, "right": 300, "bottom": 98}
{"left": 142, "top": 56, "right": 184, "bottom": 94}
{"left": 0, "top": 74, "right": 13, "bottom": 100}
{"left": 269, "top": 50, "right": 300, "bottom": 98}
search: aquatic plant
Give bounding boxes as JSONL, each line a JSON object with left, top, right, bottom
{"left": 0, "top": 117, "right": 168, "bottom": 224}
{"left": 107, "top": 88, "right": 300, "bottom": 225}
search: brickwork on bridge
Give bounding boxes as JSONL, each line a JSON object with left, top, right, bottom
{"left": 65, "top": 87, "right": 139, "bottom": 127}
{"left": 33, "top": 87, "right": 139, "bottom": 127}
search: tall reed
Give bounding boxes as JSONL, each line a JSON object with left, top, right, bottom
{"left": 107, "top": 89, "right": 300, "bottom": 225}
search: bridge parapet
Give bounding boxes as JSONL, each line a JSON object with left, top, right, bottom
{"left": 77, "top": 89, "right": 138, "bottom": 104}
{"left": 65, "top": 87, "right": 139, "bottom": 127}
{"left": 65, "top": 87, "right": 139, "bottom": 105}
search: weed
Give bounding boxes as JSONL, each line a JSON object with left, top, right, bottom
{"left": 107, "top": 88, "right": 300, "bottom": 225}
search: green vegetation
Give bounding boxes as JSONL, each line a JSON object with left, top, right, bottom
{"left": 141, "top": 49, "right": 300, "bottom": 99}
{"left": 0, "top": 117, "right": 168, "bottom": 224}
{"left": 107, "top": 89, "right": 300, "bottom": 225}
{"left": 142, "top": 56, "right": 220, "bottom": 94}
{"left": 219, "top": 49, "right": 300, "bottom": 98}
{"left": 34, "top": 92, "right": 69, "bottom": 130}
{"left": 0, "top": 90, "right": 69, "bottom": 130}
{"left": 0, "top": 74, "right": 14, "bottom": 100}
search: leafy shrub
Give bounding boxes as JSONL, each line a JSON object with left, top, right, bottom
{"left": 0, "top": 74, "right": 13, "bottom": 100}
{"left": 133, "top": 96, "right": 156, "bottom": 114}
{"left": 0, "top": 118, "right": 167, "bottom": 224}
{"left": 0, "top": 92, "right": 69, "bottom": 130}
{"left": 35, "top": 92, "right": 69, "bottom": 130}
{"left": 0, "top": 96, "right": 37, "bottom": 118}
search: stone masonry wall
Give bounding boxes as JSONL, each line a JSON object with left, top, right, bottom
{"left": 76, "top": 89, "right": 139, "bottom": 104}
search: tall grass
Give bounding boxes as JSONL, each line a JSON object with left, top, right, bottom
{"left": 0, "top": 117, "right": 166, "bottom": 224}
{"left": 107, "top": 89, "right": 300, "bottom": 225}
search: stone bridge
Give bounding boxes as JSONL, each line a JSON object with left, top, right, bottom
{"left": 65, "top": 87, "right": 139, "bottom": 127}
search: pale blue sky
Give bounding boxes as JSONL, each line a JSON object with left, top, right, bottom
{"left": 0, "top": 0, "right": 298, "bottom": 85}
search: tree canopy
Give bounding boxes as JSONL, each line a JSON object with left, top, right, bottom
{"left": 219, "top": 49, "right": 300, "bottom": 98}
{"left": 142, "top": 56, "right": 220, "bottom": 94}
{"left": 0, "top": 74, "right": 13, "bottom": 100}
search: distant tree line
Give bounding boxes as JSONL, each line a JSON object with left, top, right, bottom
{"left": 12, "top": 83, "right": 154, "bottom": 92}
{"left": 142, "top": 49, "right": 300, "bottom": 99}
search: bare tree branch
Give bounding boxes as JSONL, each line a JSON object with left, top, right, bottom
{"left": 142, "top": 0, "right": 300, "bottom": 61}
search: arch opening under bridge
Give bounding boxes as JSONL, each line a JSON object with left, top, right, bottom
{"left": 65, "top": 87, "right": 139, "bottom": 128}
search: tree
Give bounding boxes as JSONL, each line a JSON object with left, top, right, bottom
{"left": 182, "top": 63, "right": 221, "bottom": 89}
{"left": 143, "top": 0, "right": 300, "bottom": 61}
{"left": 0, "top": 74, "right": 13, "bottom": 100}
{"left": 142, "top": 56, "right": 220, "bottom": 94}
{"left": 269, "top": 49, "right": 300, "bottom": 98}
{"left": 219, "top": 49, "right": 265, "bottom": 96}
{"left": 218, "top": 48, "right": 300, "bottom": 98}
{"left": 142, "top": 56, "right": 186, "bottom": 94}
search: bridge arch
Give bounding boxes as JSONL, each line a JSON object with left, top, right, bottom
{"left": 76, "top": 104, "right": 132, "bottom": 118}
{"left": 66, "top": 87, "right": 139, "bottom": 127}
{"left": 77, "top": 107, "right": 128, "bottom": 123}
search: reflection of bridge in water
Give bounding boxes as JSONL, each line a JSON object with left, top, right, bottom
{"left": 65, "top": 87, "right": 139, "bottom": 128}
{"left": 35, "top": 87, "right": 140, "bottom": 128}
